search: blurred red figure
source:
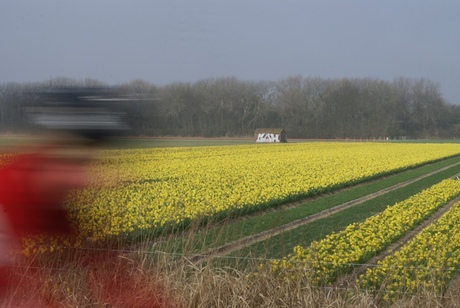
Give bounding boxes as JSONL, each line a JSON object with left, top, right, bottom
{"left": 0, "top": 134, "right": 93, "bottom": 292}
{"left": 0, "top": 87, "right": 126, "bottom": 293}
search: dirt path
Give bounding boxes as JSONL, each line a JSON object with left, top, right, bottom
{"left": 181, "top": 161, "right": 460, "bottom": 265}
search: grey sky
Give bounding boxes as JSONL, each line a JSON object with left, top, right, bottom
{"left": 1, "top": 1, "right": 459, "bottom": 104}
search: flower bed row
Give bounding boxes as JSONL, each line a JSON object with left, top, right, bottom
{"left": 69, "top": 143, "right": 460, "bottom": 241}
{"left": 267, "top": 179, "right": 460, "bottom": 286}
{"left": 358, "top": 198, "right": 460, "bottom": 297}
{"left": 3, "top": 142, "right": 460, "bottom": 246}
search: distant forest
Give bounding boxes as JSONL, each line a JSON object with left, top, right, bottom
{"left": 1, "top": 75, "right": 460, "bottom": 139}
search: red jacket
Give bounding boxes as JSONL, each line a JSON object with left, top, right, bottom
{"left": 0, "top": 152, "right": 75, "bottom": 237}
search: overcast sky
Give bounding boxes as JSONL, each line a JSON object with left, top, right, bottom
{"left": 1, "top": 1, "right": 460, "bottom": 104}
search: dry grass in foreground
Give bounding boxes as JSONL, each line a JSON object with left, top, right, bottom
{"left": 2, "top": 245, "right": 460, "bottom": 308}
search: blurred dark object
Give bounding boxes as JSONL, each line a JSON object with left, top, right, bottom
{"left": 0, "top": 87, "right": 143, "bottom": 297}
{"left": 24, "top": 87, "right": 132, "bottom": 141}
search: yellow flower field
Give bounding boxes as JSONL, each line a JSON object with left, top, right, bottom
{"left": 267, "top": 179, "right": 460, "bottom": 285}
{"left": 67, "top": 142, "right": 460, "bottom": 241}
{"left": 2, "top": 142, "right": 460, "bottom": 244}
{"left": 358, "top": 199, "right": 460, "bottom": 296}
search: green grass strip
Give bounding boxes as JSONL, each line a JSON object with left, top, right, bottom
{"left": 151, "top": 155, "right": 460, "bottom": 259}
{"left": 232, "top": 159, "right": 460, "bottom": 261}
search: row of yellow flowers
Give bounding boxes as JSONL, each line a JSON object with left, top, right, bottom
{"left": 2, "top": 142, "right": 460, "bottom": 246}
{"left": 358, "top": 198, "right": 460, "bottom": 296}
{"left": 266, "top": 179, "right": 460, "bottom": 286}
{"left": 67, "top": 142, "right": 460, "bottom": 241}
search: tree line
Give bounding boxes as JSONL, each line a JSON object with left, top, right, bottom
{"left": 1, "top": 75, "right": 459, "bottom": 139}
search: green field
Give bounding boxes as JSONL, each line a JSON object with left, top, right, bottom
{"left": 2, "top": 135, "right": 460, "bottom": 149}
